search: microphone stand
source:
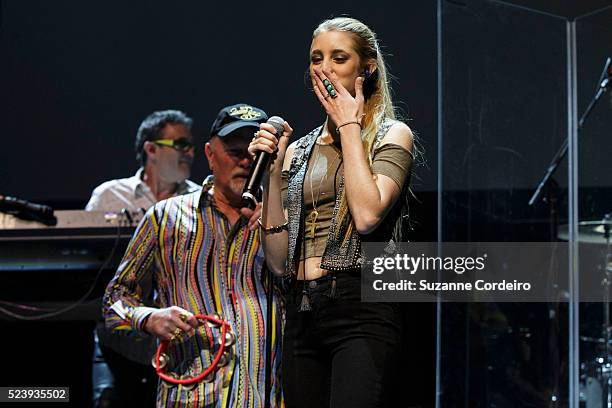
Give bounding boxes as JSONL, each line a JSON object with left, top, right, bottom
{"left": 528, "top": 57, "right": 611, "bottom": 207}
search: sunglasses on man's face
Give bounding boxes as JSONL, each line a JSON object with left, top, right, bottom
{"left": 152, "top": 138, "right": 195, "bottom": 152}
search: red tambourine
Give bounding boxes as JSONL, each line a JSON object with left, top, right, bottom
{"left": 152, "top": 314, "right": 235, "bottom": 387}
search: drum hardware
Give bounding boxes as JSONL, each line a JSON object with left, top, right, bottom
{"left": 563, "top": 215, "right": 612, "bottom": 407}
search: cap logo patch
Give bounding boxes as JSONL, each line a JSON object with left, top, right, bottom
{"left": 229, "top": 106, "right": 261, "bottom": 120}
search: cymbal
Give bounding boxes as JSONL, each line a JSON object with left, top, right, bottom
{"left": 558, "top": 219, "right": 612, "bottom": 244}
{"left": 579, "top": 220, "right": 612, "bottom": 227}
{"left": 580, "top": 335, "right": 610, "bottom": 344}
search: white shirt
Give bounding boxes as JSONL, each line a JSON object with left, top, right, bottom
{"left": 85, "top": 168, "right": 200, "bottom": 212}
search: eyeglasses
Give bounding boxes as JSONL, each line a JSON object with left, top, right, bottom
{"left": 152, "top": 138, "right": 195, "bottom": 152}
{"left": 223, "top": 146, "right": 252, "bottom": 160}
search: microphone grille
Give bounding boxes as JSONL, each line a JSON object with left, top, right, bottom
{"left": 267, "top": 116, "right": 285, "bottom": 137}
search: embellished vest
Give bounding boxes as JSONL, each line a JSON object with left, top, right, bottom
{"left": 285, "top": 118, "right": 402, "bottom": 277}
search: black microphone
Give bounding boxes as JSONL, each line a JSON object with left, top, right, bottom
{"left": 0, "top": 195, "right": 57, "bottom": 226}
{"left": 241, "top": 116, "right": 285, "bottom": 210}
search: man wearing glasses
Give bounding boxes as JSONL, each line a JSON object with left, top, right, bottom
{"left": 86, "top": 110, "right": 200, "bottom": 407}
{"left": 86, "top": 109, "right": 200, "bottom": 213}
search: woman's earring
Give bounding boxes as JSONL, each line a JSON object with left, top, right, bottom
{"left": 364, "top": 68, "right": 371, "bottom": 79}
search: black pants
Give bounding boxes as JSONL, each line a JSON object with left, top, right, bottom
{"left": 283, "top": 271, "right": 401, "bottom": 408}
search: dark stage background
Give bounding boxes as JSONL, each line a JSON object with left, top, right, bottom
{"left": 0, "top": 1, "right": 438, "bottom": 407}
{"left": 0, "top": 0, "right": 438, "bottom": 203}
{"left": 4, "top": 0, "right": 610, "bottom": 406}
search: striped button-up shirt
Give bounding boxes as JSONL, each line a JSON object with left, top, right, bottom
{"left": 103, "top": 176, "right": 284, "bottom": 407}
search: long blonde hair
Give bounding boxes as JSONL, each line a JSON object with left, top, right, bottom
{"left": 313, "top": 17, "right": 399, "bottom": 240}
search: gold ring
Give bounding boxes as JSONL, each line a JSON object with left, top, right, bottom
{"left": 179, "top": 313, "right": 189, "bottom": 322}
{"left": 169, "top": 327, "right": 182, "bottom": 340}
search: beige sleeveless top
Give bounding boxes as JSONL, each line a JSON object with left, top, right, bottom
{"left": 281, "top": 141, "right": 412, "bottom": 261}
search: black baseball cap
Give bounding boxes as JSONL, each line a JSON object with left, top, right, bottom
{"left": 209, "top": 103, "right": 268, "bottom": 139}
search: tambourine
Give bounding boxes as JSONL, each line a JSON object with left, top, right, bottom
{"left": 152, "top": 314, "right": 235, "bottom": 387}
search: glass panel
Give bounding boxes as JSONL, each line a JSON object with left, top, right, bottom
{"left": 576, "top": 8, "right": 612, "bottom": 408}
{"left": 439, "top": 0, "right": 570, "bottom": 406}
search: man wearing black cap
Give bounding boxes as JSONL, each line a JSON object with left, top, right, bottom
{"left": 205, "top": 104, "right": 268, "bottom": 214}
{"left": 102, "top": 103, "right": 284, "bottom": 407}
